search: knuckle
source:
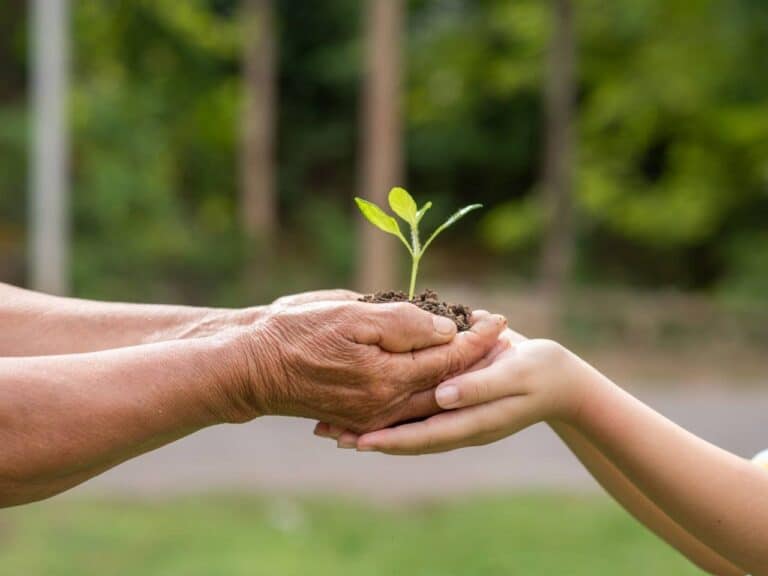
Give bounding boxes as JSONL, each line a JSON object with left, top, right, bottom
{"left": 470, "top": 378, "right": 491, "bottom": 405}
{"left": 381, "top": 303, "right": 410, "bottom": 329}
{"left": 419, "top": 420, "right": 436, "bottom": 453}
{"left": 447, "top": 348, "right": 469, "bottom": 378}
{"left": 526, "top": 338, "right": 567, "bottom": 368}
{"left": 536, "top": 338, "right": 565, "bottom": 356}
{"left": 388, "top": 302, "right": 428, "bottom": 329}
{"left": 389, "top": 301, "right": 414, "bottom": 316}
{"left": 370, "top": 383, "right": 396, "bottom": 406}
{"left": 502, "top": 341, "right": 565, "bottom": 396}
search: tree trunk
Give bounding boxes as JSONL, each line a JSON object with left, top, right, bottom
{"left": 357, "top": 0, "right": 404, "bottom": 293}
{"left": 30, "top": 0, "right": 70, "bottom": 295}
{"left": 241, "top": 0, "right": 277, "bottom": 246}
{"left": 539, "top": 0, "right": 576, "bottom": 298}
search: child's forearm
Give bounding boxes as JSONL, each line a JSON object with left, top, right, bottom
{"left": 348, "top": 329, "right": 764, "bottom": 573}
{"left": 552, "top": 422, "right": 745, "bottom": 575}
{"left": 571, "top": 365, "right": 768, "bottom": 574}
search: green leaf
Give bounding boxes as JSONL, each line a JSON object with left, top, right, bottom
{"left": 354, "top": 197, "right": 413, "bottom": 254}
{"left": 355, "top": 197, "right": 401, "bottom": 235}
{"left": 416, "top": 201, "right": 433, "bottom": 223}
{"left": 422, "top": 204, "right": 483, "bottom": 253}
{"left": 388, "top": 187, "right": 418, "bottom": 225}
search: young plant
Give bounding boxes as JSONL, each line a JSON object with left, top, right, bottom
{"left": 355, "top": 187, "right": 482, "bottom": 300}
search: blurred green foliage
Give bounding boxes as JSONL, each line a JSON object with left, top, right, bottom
{"left": 0, "top": 0, "right": 766, "bottom": 303}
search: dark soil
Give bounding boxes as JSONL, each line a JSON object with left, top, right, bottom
{"left": 359, "top": 289, "right": 472, "bottom": 331}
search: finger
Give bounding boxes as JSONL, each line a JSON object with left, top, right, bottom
{"left": 325, "top": 424, "right": 346, "bottom": 439}
{"left": 352, "top": 302, "right": 458, "bottom": 352}
{"left": 337, "top": 430, "right": 360, "bottom": 449}
{"left": 388, "top": 388, "right": 441, "bottom": 424}
{"left": 314, "top": 423, "right": 346, "bottom": 439}
{"left": 397, "top": 312, "right": 507, "bottom": 390}
{"left": 501, "top": 328, "right": 527, "bottom": 345}
{"left": 435, "top": 351, "right": 518, "bottom": 409}
{"left": 357, "top": 396, "right": 532, "bottom": 455}
{"left": 464, "top": 336, "right": 511, "bottom": 373}
{"left": 314, "top": 422, "right": 346, "bottom": 440}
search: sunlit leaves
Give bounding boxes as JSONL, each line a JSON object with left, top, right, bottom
{"left": 416, "top": 201, "right": 433, "bottom": 223}
{"left": 354, "top": 197, "right": 412, "bottom": 254}
{"left": 355, "top": 188, "right": 482, "bottom": 297}
{"left": 388, "top": 187, "right": 418, "bottom": 225}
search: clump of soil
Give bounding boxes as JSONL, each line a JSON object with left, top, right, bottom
{"left": 359, "top": 289, "right": 472, "bottom": 331}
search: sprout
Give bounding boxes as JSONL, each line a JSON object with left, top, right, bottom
{"left": 355, "top": 187, "right": 482, "bottom": 299}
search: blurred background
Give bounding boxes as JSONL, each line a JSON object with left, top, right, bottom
{"left": 1, "top": 0, "right": 767, "bottom": 574}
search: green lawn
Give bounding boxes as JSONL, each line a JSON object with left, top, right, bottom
{"left": 0, "top": 493, "right": 704, "bottom": 575}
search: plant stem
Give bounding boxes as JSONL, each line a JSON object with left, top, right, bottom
{"left": 408, "top": 223, "right": 422, "bottom": 300}
{"left": 408, "top": 256, "right": 419, "bottom": 300}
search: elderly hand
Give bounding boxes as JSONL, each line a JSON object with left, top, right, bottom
{"left": 189, "top": 290, "right": 363, "bottom": 338}
{"left": 270, "top": 288, "right": 361, "bottom": 308}
{"left": 224, "top": 302, "right": 506, "bottom": 432}
{"left": 316, "top": 329, "right": 587, "bottom": 453}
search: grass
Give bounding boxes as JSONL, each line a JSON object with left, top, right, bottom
{"left": 0, "top": 493, "right": 704, "bottom": 576}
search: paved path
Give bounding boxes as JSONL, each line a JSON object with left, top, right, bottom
{"left": 70, "top": 387, "right": 768, "bottom": 501}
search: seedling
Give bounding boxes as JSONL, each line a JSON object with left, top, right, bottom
{"left": 355, "top": 188, "right": 482, "bottom": 300}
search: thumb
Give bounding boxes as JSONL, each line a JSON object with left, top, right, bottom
{"left": 352, "top": 302, "right": 458, "bottom": 352}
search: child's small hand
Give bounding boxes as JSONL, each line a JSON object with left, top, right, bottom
{"left": 346, "top": 330, "right": 589, "bottom": 455}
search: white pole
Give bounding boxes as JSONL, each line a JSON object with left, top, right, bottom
{"left": 30, "top": 0, "right": 70, "bottom": 295}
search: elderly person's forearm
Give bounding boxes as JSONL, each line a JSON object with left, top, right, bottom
{"left": 0, "top": 281, "right": 266, "bottom": 356}
{"left": 0, "top": 334, "right": 245, "bottom": 507}
{"left": 0, "top": 300, "right": 505, "bottom": 508}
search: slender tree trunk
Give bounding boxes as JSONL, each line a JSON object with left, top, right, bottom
{"left": 357, "top": 0, "right": 403, "bottom": 293}
{"left": 30, "top": 0, "right": 70, "bottom": 295}
{"left": 539, "top": 0, "right": 575, "bottom": 298}
{"left": 241, "top": 0, "right": 277, "bottom": 247}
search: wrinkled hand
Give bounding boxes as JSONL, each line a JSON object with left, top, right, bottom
{"left": 178, "top": 289, "right": 360, "bottom": 341}
{"left": 316, "top": 329, "right": 586, "bottom": 453}
{"left": 270, "top": 289, "right": 361, "bottom": 308}
{"left": 228, "top": 302, "right": 506, "bottom": 433}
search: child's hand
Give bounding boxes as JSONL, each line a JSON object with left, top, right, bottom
{"left": 320, "top": 330, "right": 591, "bottom": 455}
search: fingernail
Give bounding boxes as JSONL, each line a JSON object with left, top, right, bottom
{"left": 337, "top": 439, "right": 356, "bottom": 449}
{"left": 433, "top": 315, "right": 456, "bottom": 335}
{"left": 436, "top": 385, "right": 460, "bottom": 408}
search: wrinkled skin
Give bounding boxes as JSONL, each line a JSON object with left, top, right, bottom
{"left": 233, "top": 300, "right": 506, "bottom": 433}
{"left": 315, "top": 330, "right": 582, "bottom": 453}
{"left": 270, "top": 288, "right": 361, "bottom": 308}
